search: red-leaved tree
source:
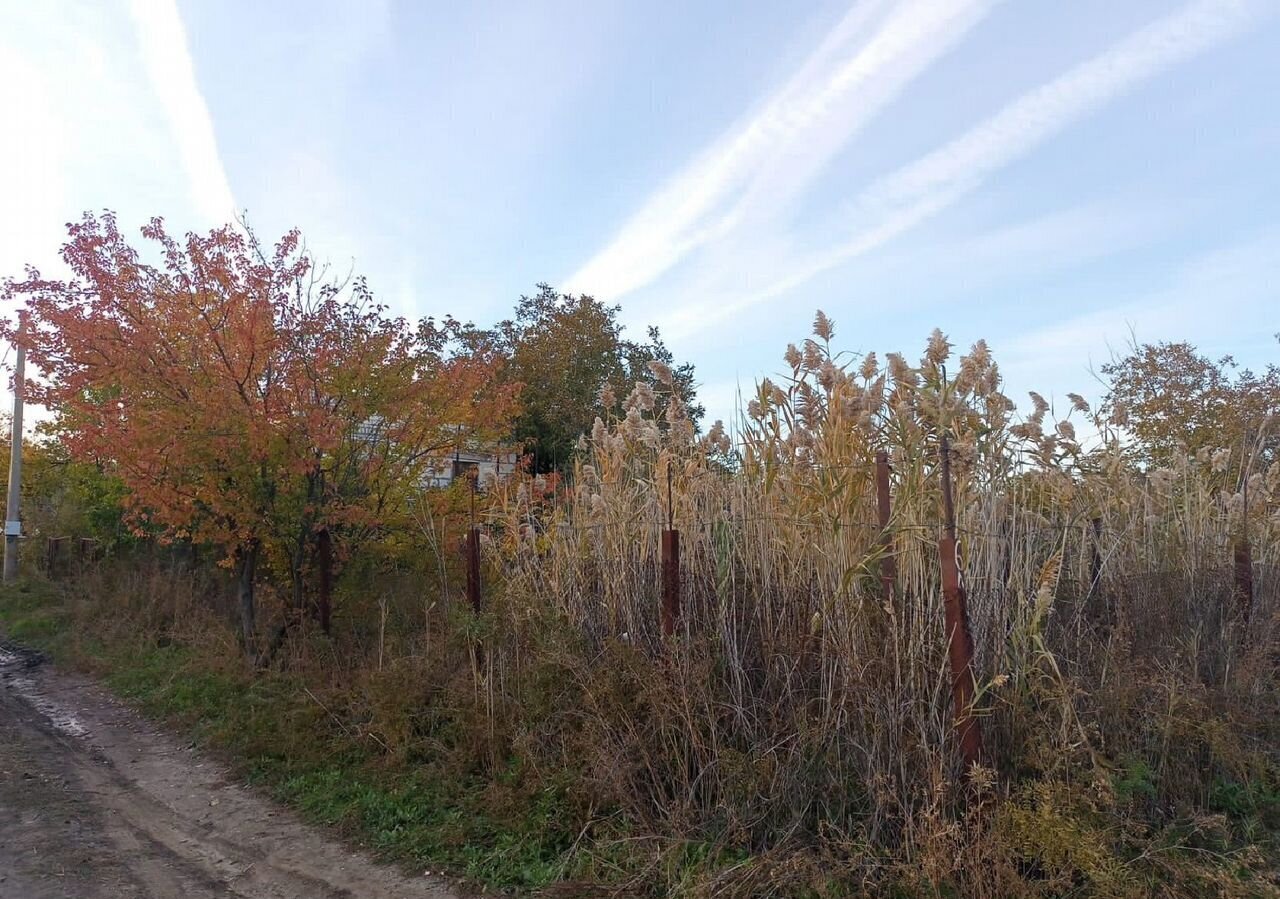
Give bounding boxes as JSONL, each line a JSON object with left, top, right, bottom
{"left": 3, "top": 212, "right": 516, "bottom": 661}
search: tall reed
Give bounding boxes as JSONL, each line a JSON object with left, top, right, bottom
{"left": 487, "top": 316, "right": 1278, "bottom": 894}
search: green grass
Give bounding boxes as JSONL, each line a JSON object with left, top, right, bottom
{"left": 0, "top": 578, "right": 579, "bottom": 892}
{"left": 0, "top": 578, "right": 72, "bottom": 651}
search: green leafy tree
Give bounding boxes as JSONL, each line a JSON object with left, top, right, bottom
{"left": 491, "top": 284, "right": 703, "bottom": 472}
{"left": 622, "top": 324, "right": 704, "bottom": 425}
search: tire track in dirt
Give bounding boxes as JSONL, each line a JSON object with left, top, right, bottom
{"left": 0, "top": 643, "right": 463, "bottom": 899}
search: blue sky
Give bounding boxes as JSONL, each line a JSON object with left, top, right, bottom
{"left": 3, "top": 0, "right": 1278, "bottom": 429}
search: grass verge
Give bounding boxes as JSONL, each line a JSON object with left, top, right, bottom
{"left": 0, "top": 576, "right": 580, "bottom": 893}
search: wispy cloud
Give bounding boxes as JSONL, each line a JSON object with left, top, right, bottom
{"left": 564, "top": 0, "right": 997, "bottom": 301}
{"left": 661, "top": 0, "right": 1267, "bottom": 338}
{"left": 128, "top": 0, "right": 236, "bottom": 225}
{"left": 997, "top": 226, "right": 1280, "bottom": 403}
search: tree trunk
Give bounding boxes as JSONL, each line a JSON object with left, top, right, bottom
{"left": 238, "top": 541, "right": 260, "bottom": 664}
{"left": 316, "top": 528, "right": 333, "bottom": 636}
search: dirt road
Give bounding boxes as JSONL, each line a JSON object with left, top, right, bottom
{"left": 0, "top": 643, "right": 462, "bottom": 899}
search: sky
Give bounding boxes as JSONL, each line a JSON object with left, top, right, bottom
{"left": 2, "top": 0, "right": 1278, "bottom": 432}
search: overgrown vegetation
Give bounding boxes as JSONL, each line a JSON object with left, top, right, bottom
{"left": 2, "top": 217, "right": 1278, "bottom": 896}
{"left": 479, "top": 319, "right": 1279, "bottom": 895}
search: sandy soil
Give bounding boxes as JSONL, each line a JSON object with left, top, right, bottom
{"left": 0, "top": 642, "right": 463, "bottom": 899}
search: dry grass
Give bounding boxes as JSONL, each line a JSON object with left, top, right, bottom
{"left": 482, "top": 318, "right": 1279, "bottom": 895}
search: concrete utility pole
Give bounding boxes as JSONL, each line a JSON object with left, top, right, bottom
{"left": 4, "top": 339, "right": 25, "bottom": 583}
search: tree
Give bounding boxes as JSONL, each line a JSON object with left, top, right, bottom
{"left": 1100, "top": 338, "right": 1280, "bottom": 468}
{"left": 622, "top": 324, "right": 704, "bottom": 426}
{"left": 3, "top": 212, "right": 515, "bottom": 659}
{"left": 489, "top": 284, "right": 703, "bottom": 472}
{"left": 0, "top": 432, "right": 131, "bottom": 549}
{"left": 263, "top": 275, "right": 515, "bottom": 637}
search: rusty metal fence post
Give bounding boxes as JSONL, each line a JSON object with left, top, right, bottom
{"left": 661, "top": 529, "right": 681, "bottom": 637}
{"left": 875, "top": 450, "right": 896, "bottom": 601}
{"left": 660, "top": 463, "right": 681, "bottom": 638}
{"left": 466, "top": 526, "right": 482, "bottom": 613}
{"left": 1235, "top": 470, "right": 1254, "bottom": 623}
{"left": 1234, "top": 538, "right": 1253, "bottom": 622}
{"left": 938, "top": 434, "right": 984, "bottom": 772}
{"left": 464, "top": 476, "right": 483, "bottom": 614}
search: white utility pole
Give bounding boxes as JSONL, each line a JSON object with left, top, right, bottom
{"left": 4, "top": 339, "right": 25, "bottom": 583}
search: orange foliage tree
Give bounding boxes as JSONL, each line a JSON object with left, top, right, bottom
{"left": 3, "top": 212, "right": 516, "bottom": 660}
